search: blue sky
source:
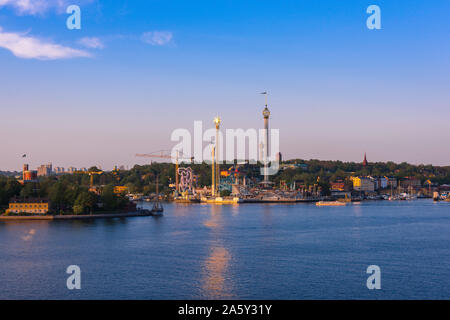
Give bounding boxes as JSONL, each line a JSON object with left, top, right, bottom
{"left": 0, "top": 0, "right": 449, "bottom": 170}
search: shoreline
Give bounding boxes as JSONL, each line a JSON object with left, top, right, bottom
{"left": 0, "top": 211, "right": 153, "bottom": 221}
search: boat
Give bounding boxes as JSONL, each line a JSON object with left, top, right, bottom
{"left": 150, "top": 203, "right": 163, "bottom": 216}
{"left": 150, "top": 176, "right": 164, "bottom": 216}
{"left": 201, "top": 196, "right": 242, "bottom": 204}
{"left": 337, "top": 194, "right": 351, "bottom": 203}
{"left": 316, "top": 201, "right": 347, "bottom": 206}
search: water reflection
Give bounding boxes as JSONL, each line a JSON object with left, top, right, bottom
{"left": 351, "top": 203, "right": 363, "bottom": 241}
{"left": 201, "top": 205, "right": 233, "bottom": 299}
{"left": 202, "top": 245, "right": 232, "bottom": 298}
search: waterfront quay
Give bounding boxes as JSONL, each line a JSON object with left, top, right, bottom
{"left": 0, "top": 211, "right": 154, "bottom": 221}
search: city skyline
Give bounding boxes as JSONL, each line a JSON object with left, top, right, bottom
{"left": 1, "top": 0, "right": 449, "bottom": 171}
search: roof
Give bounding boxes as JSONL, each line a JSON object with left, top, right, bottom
{"left": 10, "top": 197, "right": 49, "bottom": 203}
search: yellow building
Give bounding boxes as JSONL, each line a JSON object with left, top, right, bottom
{"left": 114, "top": 186, "right": 128, "bottom": 194}
{"left": 351, "top": 177, "right": 375, "bottom": 192}
{"left": 6, "top": 198, "right": 49, "bottom": 215}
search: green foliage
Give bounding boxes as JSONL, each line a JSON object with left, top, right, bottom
{"left": 74, "top": 191, "right": 97, "bottom": 214}
{"left": 0, "top": 177, "right": 21, "bottom": 205}
{"left": 220, "top": 190, "right": 231, "bottom": 197}
{"left": 1, "top": 159, "right": 449, "bottom": 214}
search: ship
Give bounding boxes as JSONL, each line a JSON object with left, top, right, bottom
{"left": 316, "top": 201, "right": 347, "bottom": 206}
{"left": 150, "top": 176, "right": 164, "bottom": 216}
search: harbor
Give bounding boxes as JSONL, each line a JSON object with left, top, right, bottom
{"left": 1, "top": 199, "right": 449, "bottom": 300}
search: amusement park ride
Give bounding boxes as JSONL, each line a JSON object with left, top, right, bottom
{"left": 133, "top": 95, "right": 278, "bottom": 204}
{"left": 136, "top": 150, "right": 193, "bottom": 194}
{"left": 136, "top": 150, "right": 199, "bottom": 202}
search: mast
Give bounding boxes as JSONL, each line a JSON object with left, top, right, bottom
{"left": 211, "top": 146, "right": 215, "bottom": 196}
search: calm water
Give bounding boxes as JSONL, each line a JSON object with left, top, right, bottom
{"left": 0, "top": 200, "right": 449, "bottom": 300}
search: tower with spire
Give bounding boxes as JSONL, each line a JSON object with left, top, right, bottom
{"left": 362, "top": 152, "right": 368, "bottom": 167}
{"left": 261, "top": 92, "right": 270, "bottom": 186}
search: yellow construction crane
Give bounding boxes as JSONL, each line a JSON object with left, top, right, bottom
{"left": 135, "top": 151, "right": 193, "bottom": 193}
{"left": 75, "top": 170, "right": 103, "bottom": 188}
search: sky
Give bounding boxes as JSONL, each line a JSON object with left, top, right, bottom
{"left": 0, "top": 0, "right": 449, "bottom": 171}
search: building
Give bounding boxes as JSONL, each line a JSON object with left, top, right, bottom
{"left": 37, "top": 163, "right": 52, "bottom": 177}
{"left": 67, "top": 167, "right": 77, "bottom": 174}
{"left": 399, "top": 178, "right": 421, "bottom": 189}
{"left": 330, "top": 181, "right": 345, "bottom": 191}
{"left": 362, "top": 153, "right": 368, "bottom": 167}
{"left": 114, "top": 186, "right": 128, "bottom": 194}
{"left": 22, "top": 164, "right": 37, "bottom": 183}
{"left": 6, "top": 198, "right": 49, "bottom": 215}
{"left": 276, "top": 152, "right": 282, "bottom": 163}
{"left": 351, "top": 176, "right": 375, "bottom": 192}
{"left": 385, "top": 177, "right": 398, "bottom": 188}
{"left": 54, "top": 167, "right": 65, "bottom": 174}
{"left": 369, "top": 176, "right": 389, "bottom": 190}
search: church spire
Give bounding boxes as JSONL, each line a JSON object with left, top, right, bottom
{"left": 362, "top": 152, "right": 368, "bottom": 167}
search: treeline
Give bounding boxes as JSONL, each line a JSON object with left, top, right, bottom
{"left": 101, "top": 159, "right": 450, "bottom": 193}
{"left": 1, "top": 160, "right": 449, "bottom": 212}
{"left": 0, "top": 174, "right": 129, "bottom": 215}
{"left": 274, "top": 159, "right": 450, "bottom": 185}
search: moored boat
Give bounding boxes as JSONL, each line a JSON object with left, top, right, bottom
{"left": 316, "top": 201, "right": 347, "bottom": 206}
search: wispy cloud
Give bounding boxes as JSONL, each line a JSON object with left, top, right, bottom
{"left": 0, "top": 27, "right": 91, "bottom": 60}
{"left": 0, "top": 0, "right": 94, "bottom": 16}
{"left": 0, "top": 0, "right": 66, "bottom": 15}
{"left": 141, "top": 31, "right": 173, "bottom": 46}
{"left": 78, "top": 37, "right": 104, "bottom": 49}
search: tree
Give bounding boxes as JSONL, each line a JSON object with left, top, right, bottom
{"left": 74, "top": 191, "right": 97, "bottom": 214}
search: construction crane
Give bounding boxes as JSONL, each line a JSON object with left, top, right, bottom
{"left": 75, "top": 170, "right": 103, "bottom": 188}
{"left": 135, "top": 150, "right": 193, "bottom": 193}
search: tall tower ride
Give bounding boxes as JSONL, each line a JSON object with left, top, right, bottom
{"left": 262, "top": 92, "right": 270, "bottom": 186}
{"left": 213, "top": 116, "right": 221, "bottom": 196}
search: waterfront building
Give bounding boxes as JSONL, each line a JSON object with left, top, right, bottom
{"left": 330, "top": 181, "right": 345, "bottom": 191}
{"left": 385, "top": 177, "right": 398, "bottom": 188}
{"left": 114, "top": 186, "right": 128, "bottom": 194}
{"left": 399, "top": 178, "right": 421, "bottom": 190}
{"left": 351, "top": 176, "right": 375, "bottom": 192}
{"left": 369, "top": 176, "right": 389, "bottom": 190}
{"left": 6, "top": 198, "right": 49, "bottom": 215}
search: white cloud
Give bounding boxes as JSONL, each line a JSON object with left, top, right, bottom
{"left": 0, "top": 27, "right": 91, "bottom": 60}
{"left": 0, "top": 0, "right": 64, "bottom": 15}
{"left": 0, "top": 0, "right": 94, "bottom": 15}
{"left": 78, "top": 37, "right": 104, "bottom": 49}
{"left": 141, "top": 31, "right": 173, "bottom": 46}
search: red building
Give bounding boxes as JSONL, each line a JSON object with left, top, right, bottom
{"left": 362, "top": 153, "right": 368, "bottom": 167}
{"left": 22, "top": 164, "right": 37, "bottom": 183}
